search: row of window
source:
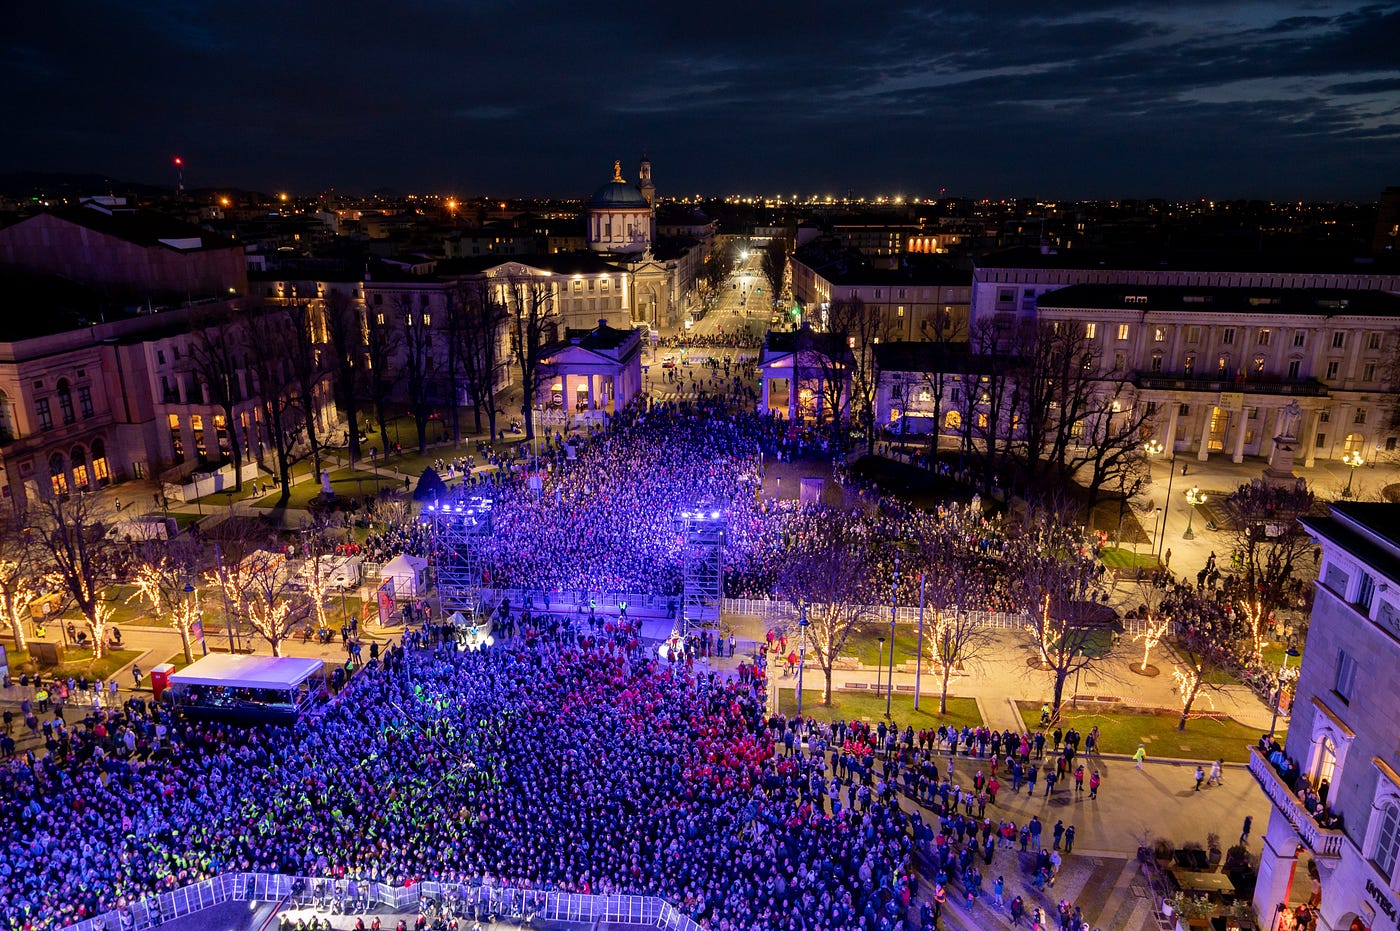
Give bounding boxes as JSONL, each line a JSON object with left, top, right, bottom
{"left": 1077, "top": 321, "right": 1381, "bottom": 350}
{"left": 35, "top": 380, "right": 94, "bottom": 431}
{"left": 1136, "top": 351, "right": 1371, "bottom": 382}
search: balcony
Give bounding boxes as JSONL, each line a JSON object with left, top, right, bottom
{"left": 1248, "top": 747, "right": 1345, "bottom": 858}
{"left": 1134, "top": 373, "right": 1330, "bottom": 396}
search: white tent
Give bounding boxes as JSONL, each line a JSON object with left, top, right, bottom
{"left": 381, "top": 554, "right": 429, "bottom": 599}
{"left": 169, "top": 654, "right": 324, "bottom": 690}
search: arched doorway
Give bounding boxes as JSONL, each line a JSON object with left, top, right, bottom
{"left": 70, "top": 445, "right": 89, "bottom": 491}
{"left": 48, "top": 452, "right": 68, "bottom": 496}
{"left": 90, "top": 438, "right": 109, "bottom": 484}
{"left": 1344, "top": 432, "right": 1365, "bottom": 454}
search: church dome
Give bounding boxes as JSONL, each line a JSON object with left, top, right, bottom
{"left": 588, "top": 179, "right": 650, "bottom": 209}
{"left": 588, "top": 159, "right": 651, "bottom": 209}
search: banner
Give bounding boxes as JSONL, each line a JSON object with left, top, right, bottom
{"left": 377, "top": 576, "right": 396, "bottom": 624}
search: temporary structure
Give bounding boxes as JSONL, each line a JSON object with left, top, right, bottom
{"left": 381, "top": 554, "right": 429, "bottom": 599}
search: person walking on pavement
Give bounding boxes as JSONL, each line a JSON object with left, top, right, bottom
{"left": 1064, "top": 825, "right": 1075, "bottom": 853}
{"left": 1052, "top": 820, "right": 1064, "bottom": 849}
{"left": 1089, "top": 770, "right": 1100, "bottom": 800}
{"left": 1133, "top": 744, "right": 1147, "bottom": 770}
{"left": 131, "top": 664, "right": 142, "bottom": 690}
{"left": 1194, "top": 765, "right": 1206, "bottom": 791}
{"left": 1241, "top": 815, "right": 1253, "bottom": 845}
{"left": 1208, "top": 758, "right": 1223, "bottom": 786}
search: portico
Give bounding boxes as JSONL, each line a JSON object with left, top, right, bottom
{"left": 538, "top": 319, "right": 644, "bottom": 419}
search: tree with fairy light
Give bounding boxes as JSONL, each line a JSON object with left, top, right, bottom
{"left": 1015, "top": 505, "right": 1118, "bottom": 715}
{"left": 208, "top": 548, "right": 308, "bottom": 656}
{"left": 128, "top": 538, "right": 204, "bottom": 664}
{"left": 777, "top": 507, "right": 885, "bottom": 707}
{"left": 913, "top": 497, "right": 1005, "bottom": 714}
{"left": 1221, "top": 479, "right": 1318, "bottom": 667}
{"left": 0, "top": 508, "right": 42, "bottom": 652}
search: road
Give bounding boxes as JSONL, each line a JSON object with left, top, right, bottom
{"left": 685, "top": 249, "right": 770, "bottom": 345}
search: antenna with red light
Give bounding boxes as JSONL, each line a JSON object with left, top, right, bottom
{"left": 173, "top": 156, "right": 184, "bottom": 197}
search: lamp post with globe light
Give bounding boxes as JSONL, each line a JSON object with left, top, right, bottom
{"left": 1183, "top": 486, "right": 1207, "bottom": 540}
{"left": 1342, "top": 450, "right": 1364, "bottom": 497}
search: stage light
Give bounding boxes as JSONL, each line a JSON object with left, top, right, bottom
{"left": 711, "top": 510, "right": 720, "bottom": 520}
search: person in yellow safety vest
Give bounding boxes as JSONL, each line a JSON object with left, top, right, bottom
{"left": 931, "top": 883, "right": 947, "bottom": 922}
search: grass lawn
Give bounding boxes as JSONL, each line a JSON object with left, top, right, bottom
{"left": 6, "top": 647, "right": 142, "bottom": 680}
{"left": 255, "top": 468, "right": 402, "bottom": 510}
{"left": 1100, "top": 547, "right": 1160, "bottom": 570}
{"left": 1016, "top": 701, "right": 1278, "bottom": 763}
{"left": 162, "top": 652, "right": 196, "bottom": 671}
{"left": 779, "top": 689, "right": 983, "bottom": 729}
{"left": 845, "top": 625, "right": 924, "bottom": 667}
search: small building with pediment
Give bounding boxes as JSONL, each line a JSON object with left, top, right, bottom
{"left": 538, "top": 319, "right": 645, "bottom": 421}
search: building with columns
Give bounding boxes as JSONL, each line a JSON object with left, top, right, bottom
{"left": 583, "top": 157, "right": 710, "bottom": 329}
{"left": 1033, "top": 285, "right": 1400, "bottom": 465}
{"left": 1250, "top": 501, "right": 1400, "bottom": 931}
{"left": 538, "top": 319, "right": 644, "bottom": 420}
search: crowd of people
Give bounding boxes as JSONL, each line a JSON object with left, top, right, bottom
{"left": 0, "top": 619, "right": 924, "bottom": 931}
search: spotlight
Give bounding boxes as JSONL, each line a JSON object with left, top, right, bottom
{"left": 711, "top": 510, "right": 720, "bottom": 520}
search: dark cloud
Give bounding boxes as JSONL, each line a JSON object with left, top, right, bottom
{"left": 1, "top": 0, "right": 1396, "bottom": 198}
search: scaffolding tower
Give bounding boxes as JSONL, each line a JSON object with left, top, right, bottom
{"left": 423, "top": 496, "right": 494, "bottom": 615}
{"left": 676, "top": 509, "right": 725, "bottom": 637}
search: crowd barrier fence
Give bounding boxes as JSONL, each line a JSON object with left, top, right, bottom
{"left": 63, "top": 872, "right": 709, "bottom": 931}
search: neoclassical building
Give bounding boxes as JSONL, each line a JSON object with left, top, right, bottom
{"left": 1251, "top": 502, "right": 1400, "bottom": 931}
{"left": 582, "top": 157, "right": 708, "bottom": 329}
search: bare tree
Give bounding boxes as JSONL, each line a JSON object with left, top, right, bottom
{"left": 285, "top": 295, "right": 329, "bottom": 477}
{"left": 186, "top": 308, "right": 248, "bottom": 492}
{"left": 128, "top": 537, "right": 204, "bottom": 663}
{"left": 825, "top": 296, "right": 895, "bottom": 452}
{"left": 777, "top": 508, "right": 881, "bottom": 706}
{"left": 914, "top": 306, "right": 967, "bottom": 463}
{"left": 394, "top": 293, "right": 436, "bottom": 454}
{"left": 0, "top": 508, "right": 40, "bottom": 652}
{"left": 504, "top": 275, "right": 560, "bottom": 442}
{"left": 241, "top": 303, "right": 305, "bottom": 505}
{"left": 33, "top": 493, "right": 115, "bottom": 659}
{"left": 915, "top": 499, "right": 1003, "bottom": 713}
{"left": 365, "top": 306, "right": 403, "bottom": 454}
{"left": 1016, "top": 507, "right": 1115, "bottom": 714}
{"left": 450, "top": 278, "right": 508, "bottom": 439}
{"left": 322, "top": 289, "right": 365, "bottom": 466}
{"left": 760, "top": 236, "right": 790, "bottom": 310}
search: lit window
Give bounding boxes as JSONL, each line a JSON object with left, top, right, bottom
{"left": 1153, "top": 327, "right": 1166, "bottom": 342}
{"left": 1084, "top": 323, "right": 1097, "bottom": 339}
{"left": 1257, "top": 329, "right": 1271, "bottom": 346}
{"left": 1116, "top": 324, "right": 1129, "bottom": 340}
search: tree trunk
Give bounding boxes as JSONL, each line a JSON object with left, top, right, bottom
{"left": 823, "top": 666, "right": 834, "bottom": 706}
{"left": 5, "top": 597, "right": 27, "bottom": 653}
{"left": 1177, "top": 680, "right": 1204, "bottom": 730}
{"left": 225, "top": 405, "right": 244, "bottom": 493}
{"left": 1051, "top": 671, "right": 1068, "bottom": 716}
{"left": 178, "top": 623, "right": 193, "bottom": 665}
{"left": 940, "top": 661, "right": 952, "bottom": 715}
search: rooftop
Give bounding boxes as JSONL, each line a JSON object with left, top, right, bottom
{"left": 42, "top": 204, "right": 240, "bottom": 252}
{"left": 0, "top": 271, "right": 136, "bottom": 340}
{"left": 1036, "top": 284, "right": 1400, "bottom": 317}
{"left": 976, "top": 245, "right": 1400, "bottom": 275}
{"left": 1302, "top": 502, "right": 1400, "bottom": 587}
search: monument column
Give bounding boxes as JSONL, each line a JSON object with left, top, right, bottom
{"left": 1198, "top": 408, "right": 1214, "bottom": 461}
{"left": 1232, "top": 411, "right": 1248, "bottom": 463}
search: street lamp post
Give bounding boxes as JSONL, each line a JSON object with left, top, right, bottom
{"left": 875, "top": 636, "right": 886, "bottom": 700}
{"left": 797, "top": 602, "right": 809, "bottom": 716}
{"left": 1342, "top": 450, "right": 1364, "bottom": 497}
{"left": 1183, "top": 485, "right": 1207, "bottom": 540}
{"left": 887, "top": 554, "right": 899, "bottom": 719}
{"left": 1269, "top": 646, "right": 1302, "bottom": 739}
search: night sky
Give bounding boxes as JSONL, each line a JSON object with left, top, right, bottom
{"left": 5, "top": 1, "right": 1398, "bottom": 199}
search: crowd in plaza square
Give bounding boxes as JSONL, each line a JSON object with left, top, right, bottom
{"left": 0, "top": 402, "right": 1146, "bottom": 931}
